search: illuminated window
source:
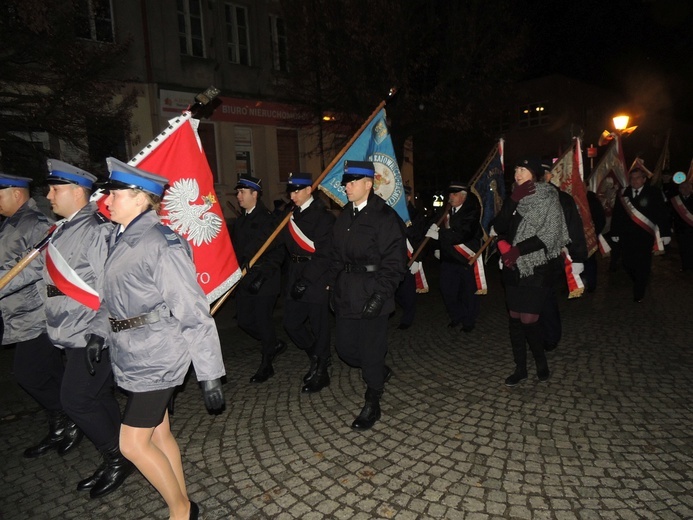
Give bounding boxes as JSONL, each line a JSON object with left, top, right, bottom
{"left": 518, "top": 102, "right": 548, "bottom": 128}
{"left": 177, "top": 0, "right": 205, "bottom": 57}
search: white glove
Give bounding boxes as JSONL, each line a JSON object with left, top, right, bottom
{"left": 409, "top": 261, "right": 421, "bottom": 274}
{"left": 489, "top": 226, "right": 498, "bottom": 237}
{"left": 662, "top": 236, "right": 671, "bottom": 246}
{"left": 572, "top": 262, "right": 584, "bottom": 275}
{"left": 611, "top": 236, "right": 619, "bottom": 243}
{"left": 425, "top": 223, "right": 440, "bottom": 240}
{"left": 434, "top": 250, "right": 440, "bottom": 260}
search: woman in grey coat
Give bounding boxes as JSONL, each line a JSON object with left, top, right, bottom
{"left": 88, "top": 158, "right": 226, "bottom": 520}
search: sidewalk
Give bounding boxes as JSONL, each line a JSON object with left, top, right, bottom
{"left": 1, "top": 252, "right": 692, "bottom": 519}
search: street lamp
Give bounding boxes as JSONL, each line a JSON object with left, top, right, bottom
{"left": 612, "top": 115, "right": 630, "bottom": 131}
{"left": 598, "top": 113, "right": 638, "bottom": 146}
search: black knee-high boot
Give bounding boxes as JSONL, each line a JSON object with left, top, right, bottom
{"left": 505, "top": 318, "right": 528, "bottom": 387}
{"left": 524, "top": 321, "right": 550, "bottom": 382}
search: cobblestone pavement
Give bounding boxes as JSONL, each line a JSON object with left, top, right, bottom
{"left": 1, "top": 250, "right": 692, "bottom": 520}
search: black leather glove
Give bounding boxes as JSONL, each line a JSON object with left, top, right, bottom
{"left": 201, "top": 379, "right": 225, "bottom": 412}
{"left": 511, "top": 180, "right": 536, "bottom": 202}
{"left": 247, "top": 273, "right": 267, "bottom": 295}
{"left": 361, "top": 292, "right": 386, "bottom": 319}
{"left": 290, "top": 279, "right": 308, "bottom": 300}
{"left": 85, "top": 334, "right": 105, "bottom": 376}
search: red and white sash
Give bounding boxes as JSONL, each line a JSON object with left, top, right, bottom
{"left": 287, "top": 215, "right": 316, "bottom": 253}
{"left": 452, "top": 243, "right": 487, "bottom": 295}
{"left": 672, "top": 196, "right": 693, "bottom": 227}
{"left": 406, "top": 239, "right": 429, "bottom": 293}
{"left": 561, "top": 248, "right": 584, "bottom": 299}
{"left": 45, "top": 242, "right": 100, "bottom": 311}
{"left": 597, "top": 234, "right": 612, "bottom": 256}
{"left": 620, "top": 193, "right": 664, "bottom": 254}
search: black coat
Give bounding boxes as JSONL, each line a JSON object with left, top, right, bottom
{"left": 554, "top": 186, "right": 587, "bottom": 263}
{"left": 328, "top": 193, "right": 407, "bottom": 319}
{"left": 280, "top": 197, "right": 335, "bottom": 304}
{"left": 231, "top": 200, "right": 284, "bottom": 292}
{"left": 439, "top": 193, "right": 483, "bottom": 264}
{"left": 586, "top": 190, "right": 606, "bottom": 236}
{"left": 611, "top": 184, "right": 669, "bottom": 251}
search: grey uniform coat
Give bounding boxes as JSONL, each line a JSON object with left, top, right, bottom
{"left": 47, "top": 203, "right": 113, "bottom": 347}
{"left": 0, "top": 199, "right": 53, "bottom": 344}
{"left": 101, "top": 211, "right": 225, "bottom": 393}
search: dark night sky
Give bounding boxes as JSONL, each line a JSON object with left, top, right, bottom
{"left": 523, "top": 0, "right": 693, "bottom": 122}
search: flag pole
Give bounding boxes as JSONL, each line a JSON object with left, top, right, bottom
{"left": 210, "top": 88, "right": 399, "bottom": 315}
{"left": 0, "top": 231, "right": 55, "bottom": 291}
{"left": 406, "top": 203, "right": 451, "bottom": 267}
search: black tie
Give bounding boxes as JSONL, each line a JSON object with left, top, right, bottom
{"left": 115, "top": 230, "right": 123, "bottom": 243}
{"left": 353, "top": 207, "right": 360, "bottom": 218}
{"left": 633, "top": 189, "right": 639, "bottom": 198}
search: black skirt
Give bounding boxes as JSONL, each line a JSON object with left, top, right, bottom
{"left": 502, "top": 258, "right": 561, "bottom": 314}
{"left": 122, "top": 387, "right": 176, "bottom": 428}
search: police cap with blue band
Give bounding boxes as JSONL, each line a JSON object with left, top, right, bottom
{"left": 234, "top": 174, "right": 262, "bottom": 192}
{"left": 286, "top": 172, "right": 313, "bottom": 192}
{"left": 0, "top": 173, "right": 32, "bottom": 189}
{"left": 341, "top": 160, "right": 375, "bottom": 186}
{"left": 105, "top": 157, "right": 168, "bottom": 197}
{"left": 46, "top": 159, "right": 97, "bottom": 189}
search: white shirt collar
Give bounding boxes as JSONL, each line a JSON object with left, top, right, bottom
{"left": 299, "top": 196, "right": 314, "bottom": 212}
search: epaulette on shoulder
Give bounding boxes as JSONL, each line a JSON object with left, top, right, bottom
{"left": 93, "top": 212, "right": 110, "bottom": 224}
{"left": 155, "top": 224, "right": 183, "bottom": 246}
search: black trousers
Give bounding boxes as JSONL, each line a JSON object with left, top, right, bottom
{"left": 539, "top": 290, "right": 562, "bottom": 346}
{"left": 678, "top": 232, "right": 693, "bottom": 271}
{"left": 236, "top": 287, "right": 280, "bottom": 355}
{"left": 583, "top": 254, "right": 598, "bottom": 292}
{"left": 440, "top": 261, "right": 479, "bottom": 327}
{"left": 13, "top": 333, "right": 64, "bottom": 412}
{"left": 283, "top": 299, "right": 331, "bottom": 359}
{"left": 62, "top": 348, "right": 120, "bottom": 453}
{"left": 621, "top": 242, "right": 652, "bottom": 300}
{"left": 394, "top": 271, "right": 416, "bottom": 326}
{"left": 335, "top": 315, "right": 388, "bottom": 391}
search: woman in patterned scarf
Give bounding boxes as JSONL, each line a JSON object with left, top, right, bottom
{"left": 492, "top": 158, "right": 569, "bottom": 387}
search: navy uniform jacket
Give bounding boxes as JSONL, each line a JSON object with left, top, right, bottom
{"left": 231, "top": 200, "right": 284, "bottom": 292}
{"left": 611, "top": 184, "right": 669, "bottom": 251}
{"left": 439, "top": 193, "right": 483, "bottom": 264}
{"left": 281, "top": 197, "right": 335, "bottom": 304}
{"left": 328, "top": 193, "right": 407, "bottom": 319}
{"left": 0, "top": 199, "right": 53, "bottom": 344}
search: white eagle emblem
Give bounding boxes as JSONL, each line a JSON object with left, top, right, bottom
{"left": 163, "top": 178, "right": 222, "bottom": 246}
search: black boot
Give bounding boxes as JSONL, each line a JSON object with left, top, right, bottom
{"left": 525, "top": 321, "right": 550, "bottom": 382}
{"left": 303, "top": 353, "right": 318, "bottom": 384}
{"left": 301, "top": 357, "right": 330, "bottom": 393}
{"left": 89, "top": 446, "right": 135, "bottom": 499}
{"left": 250, "top": 341, "right": 287, "bottom": 383}
{"left": 351, "top": 388, "right": 383, "bottom": 431}
{"left": 505, "top": 318, "right": 528, "bottom": 387}
{"left": 57, "top": 418, "right": 84, "bottom": 456}
{"left": 23, "top": 410, "right": 68, "bottom": 458}
{"left": 77, "top": 459, "right": 107, "bottom": 491}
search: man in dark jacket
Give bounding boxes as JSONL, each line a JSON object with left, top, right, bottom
{"left": 539, "top": 164, "right": 587, "bottom": 351}
{"left": 610, "top": 168, "right": 669, "bottom": 302}
{"left": 328, "top": 161, "right": 406, "bottom": 431}
{"left": 670, "top": 180, "right": 693, "bottom": 271}
{"left": 584, "top": 188, "right": 606, "bottom": 292}
{"left": 231, "top": 174, "right": 286, "bottom": 383}
{"left": 280, "top": 172, "right": 335, "bottom": 393}
{"left": 425, "top": 181, "right": 483, "bottom": 332}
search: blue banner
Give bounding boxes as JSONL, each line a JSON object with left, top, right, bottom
{"left": 319, "top": 109, "right": 410, "bottom": 225}
{"left": 471, "top": 140, "right": 506, "bottom": 235}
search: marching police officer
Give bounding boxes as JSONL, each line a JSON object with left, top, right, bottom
{"left": 10, "top": 160, "right": 133, "bottom": 498}
{"left": 0, "top": 173, "right": 83, "bottom": 458}
{"left": 231, "top": 174, "right": 286, "bottom": 383}
{"left": 280, "top": 172, "right": 335, "bottom": 393}
{"left": 425, "top": 181, "right": 483, "bottom": 332}
{"left": 328, "top": 160, "right": 406, "bottom": 431}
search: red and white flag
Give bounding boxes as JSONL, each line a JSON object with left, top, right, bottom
{"left": 588, "top": 136, "right": 628, "bottom": 233}
{"left": 406, "top": 239, "right": 429, "bottom": 293}
{"left": 129, "top": 112, "right": 241, "bottom": 303}
{"left": 46, "top": 242, "right": 100, "bottom": 311}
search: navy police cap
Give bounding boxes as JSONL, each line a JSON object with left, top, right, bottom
{"left": 446, "top": 181, "right": 468, "bottom": 193}
{"left": 0, "top": 173, "right": 32, "bottom": 189}
{"left": 341, "top": 160, "right": 375, "bottom": 186}
{"left": 47, "top": 159, "right": 97, "bottom": 189}
{"left": 105, "top": 157, "right": 168, "bottom": 197}
{"left": 234, "top": 174, "right": 262, "bottom": 192}
{"left": 286, "top": 172, "right": 312, "bottom": 192}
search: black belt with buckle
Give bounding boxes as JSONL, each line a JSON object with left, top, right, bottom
{"left": 343, "top": 264, "right": 378, "bottom": 273}
{"left": 290, "top": 254, "right": 312, "bottom": 263}
{"left": 109, "top": 309, "right": 171, "bottom": 333}
{"left": 47, "top": 285, "right": 64, "bottom": 297}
